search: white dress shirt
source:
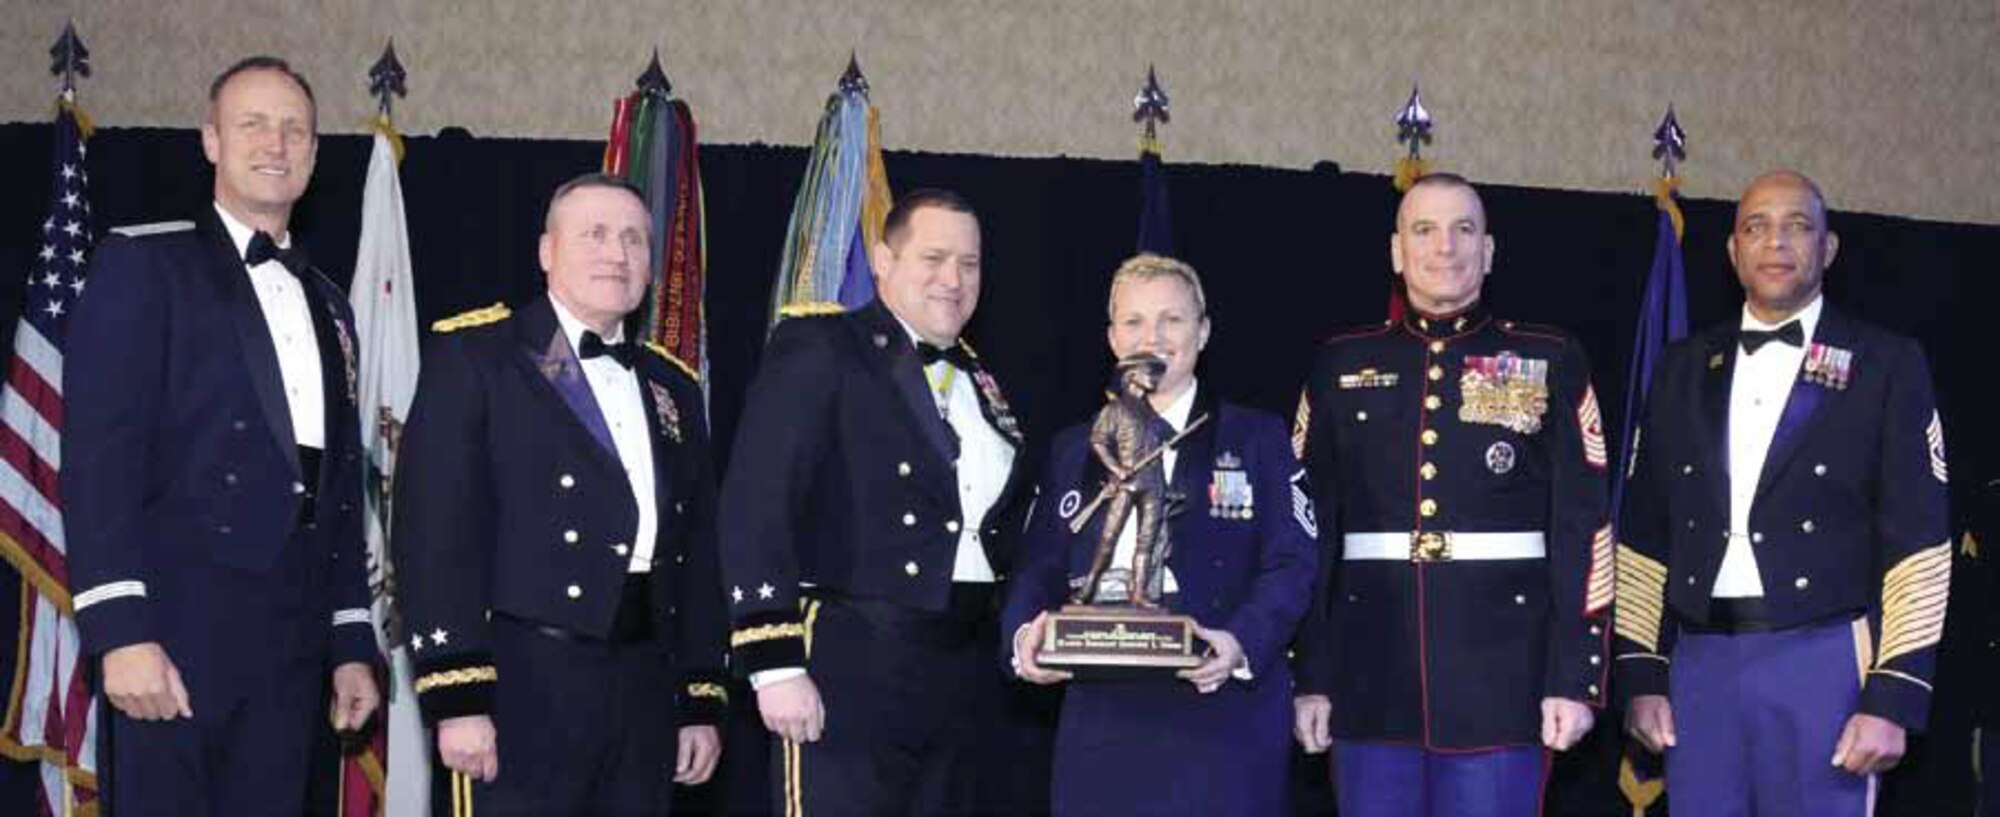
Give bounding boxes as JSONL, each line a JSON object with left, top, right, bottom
{"left": 1100, "top": 378, "right": 1197, "bottom": 597}
{"left": 549, "top": 295, "right": 660, "bottom": 574}
{"left": 1714, "top": 296, "right": 1824, "bottom": 598}
{"left": 215, "top": 204, "right": 324, "bottom": 449}
{"left": 898, "top": 317, "right": 1016, "bottom": 583}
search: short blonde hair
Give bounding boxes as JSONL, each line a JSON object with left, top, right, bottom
{"left": 1106, "top": 253, "right": 1208, "bottom": 320}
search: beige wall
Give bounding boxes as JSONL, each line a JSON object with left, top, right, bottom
{"left": 5, "top": 1, "right": 1998, "bottom": 224}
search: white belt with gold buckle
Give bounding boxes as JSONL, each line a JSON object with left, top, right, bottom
{"left": 1342, "top": 531, "right": 1548, "bottom": 562}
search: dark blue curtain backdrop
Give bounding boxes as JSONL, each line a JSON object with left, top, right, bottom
{"left": 1, "top": 123, "right": 1993, "bottom": 815}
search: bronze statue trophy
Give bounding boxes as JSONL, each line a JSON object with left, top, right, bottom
{"left": 1040, "top": 354, "right": 1208, "bottom": 679}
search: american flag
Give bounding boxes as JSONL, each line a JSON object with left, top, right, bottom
{"left": 0, "top": 94, "right": 101, "bottom": 815}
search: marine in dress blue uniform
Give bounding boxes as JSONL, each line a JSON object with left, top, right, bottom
{"left": 391, "top": 177, "right": 726, "bottom": 815}
{"left": 1616, "top": 171, "right": 1951, "bottom": 815}
{"left": 719, "top": 191, "right": 1031, "bottom": 816}
{"left": 1292, "top": 175, "right": 1611, "bottom": 817}
{"left": 62, "top": 58, "right": 379, "bottom": 816}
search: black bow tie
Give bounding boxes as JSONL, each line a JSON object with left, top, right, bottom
{"left": 244, "top": 230, "right": 307, "bottom": 275}
{"left": 1739, "top": 320, "right": 1804, "bottom": 354}
{"left": 579, "top": 330, "right": 639, "bottom": 369}
{"left": 917, "top": 341, "right": 977, "bottom": 372}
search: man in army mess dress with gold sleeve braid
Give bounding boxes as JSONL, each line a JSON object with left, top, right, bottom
{"left": 718, "top": 189, "right": 1032, "bottom": 816}
{"left": 1617, "top": 171, "right": 1952, "bottom": 816}
{"left": 392, "top": 174, "right": 726, "bottom": 816}
{"left": 1291, "top": 173, "right": 1612, "bottom": 817}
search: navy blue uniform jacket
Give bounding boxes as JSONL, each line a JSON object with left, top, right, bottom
{"left": 718, "top": 299, "right": 1030, "bottom": 675}
{"left": 390, "top": 296, "right": 728, "bottom": 726}
{"left": 1614, "top": 306, "right": 1951, "bottom": 730}
{"left": 1293, "top": 309, "right": 1612, "bottom": 749}
{"left": 63, "top": 211, "right": 374, "bottom": 667}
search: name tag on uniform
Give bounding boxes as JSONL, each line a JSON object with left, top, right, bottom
{"left": 1209, "top": 451, "right": 1254, "bottom": 520}
{"left": 1338, "top": 368, "right": 1399, "bottom": 389}
{"left": 1459, "top": 352, "right": 1549, "bottom": 434}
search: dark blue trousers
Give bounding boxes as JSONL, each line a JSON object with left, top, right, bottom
{"left": 1052, "top": 678, "right": 1292, "bottom": 816}
{"left": 772, "top": 589, "right": 1002, "bottom": 817}
{"left": 101, "top": 534, "right": 327, "bottom": 816}
{"left": 1667, "top": 618, "right": 1875, "bottom": 816}
{"left": 1331, "top": 742, "right": 1547, "bottom": 817}
{"left": 455, "top": 616, "right": 678, "bottom": 816}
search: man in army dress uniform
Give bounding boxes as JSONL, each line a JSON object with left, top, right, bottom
{"left": 1617, "top": 170, "right": 1952, "bottom": 815}
{"left": 1292, "top": 173, "right": 1611, "bottom": 817}
{"left": 719, "top": 189, "right": 1031, "bottom": 816}
{"left": 392, "top": 174, "right": 726, "bottom": 815}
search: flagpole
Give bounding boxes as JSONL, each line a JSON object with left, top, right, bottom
{"left": 1392, "top": 83, "right": 1432, "bottom": 193}
{"left": 53, "top": 20, "right": 90, "bottom": 817}
{"left": 1614, "top": 104, "right": 1689, "bottom": 817}
{"left": 60, "top": 27, "right": 76, "bottom": 794}
{"left": 0, "top": 16, "right": 100, "bottom": 814}
{"left": 1133, "top": 66, "right": 1172, "bottom": 257}
{"left": 1386, "top": 84, "right": 1433, "bottom": 321}
{"left": 352, "top": 37, "right": 420, "bottom": 817}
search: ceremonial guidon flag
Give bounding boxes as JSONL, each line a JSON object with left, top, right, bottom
{"left": 0, "top": 85, "right": 101, "bottom": 815}
{"left": 603, "top": 51, "right": 709, "bottom": 391}
{"left": 769, "top": 54, "right": 892, "bottom": 323}
{"left": 1611, "top": 109, "right": 1689, "bottom": 529}
{"left": 347, "top": 108, "right": 420, "bottom": 817}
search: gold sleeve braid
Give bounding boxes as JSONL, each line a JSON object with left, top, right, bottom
{"left": 1876, "top": 541, "right": 1951, "bottom": 666}
{"left": 730, "top": 622, "right": 806, "bottom": 648}
{"left": 1614, "top": 544, "right": 1669, "bottom": 653}
{"left": 687, "top": 682, "right": 730, "bottom": 705}
{"left": 414, "top": 666, "right": 498, "bottom": 693}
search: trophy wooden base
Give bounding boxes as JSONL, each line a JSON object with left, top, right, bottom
{"left": 1038, "top": 604, "right": 1202, "bottom": 681}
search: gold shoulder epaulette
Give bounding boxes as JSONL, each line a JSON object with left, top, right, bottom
{"left": 777, "top": 301, "right": 846, "bottom": 319}
{"left": 431, "top": 302, "right": 511, "bottom": 333}
{"left": 643, "top": 342, "right": 701, "bottom": 382}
